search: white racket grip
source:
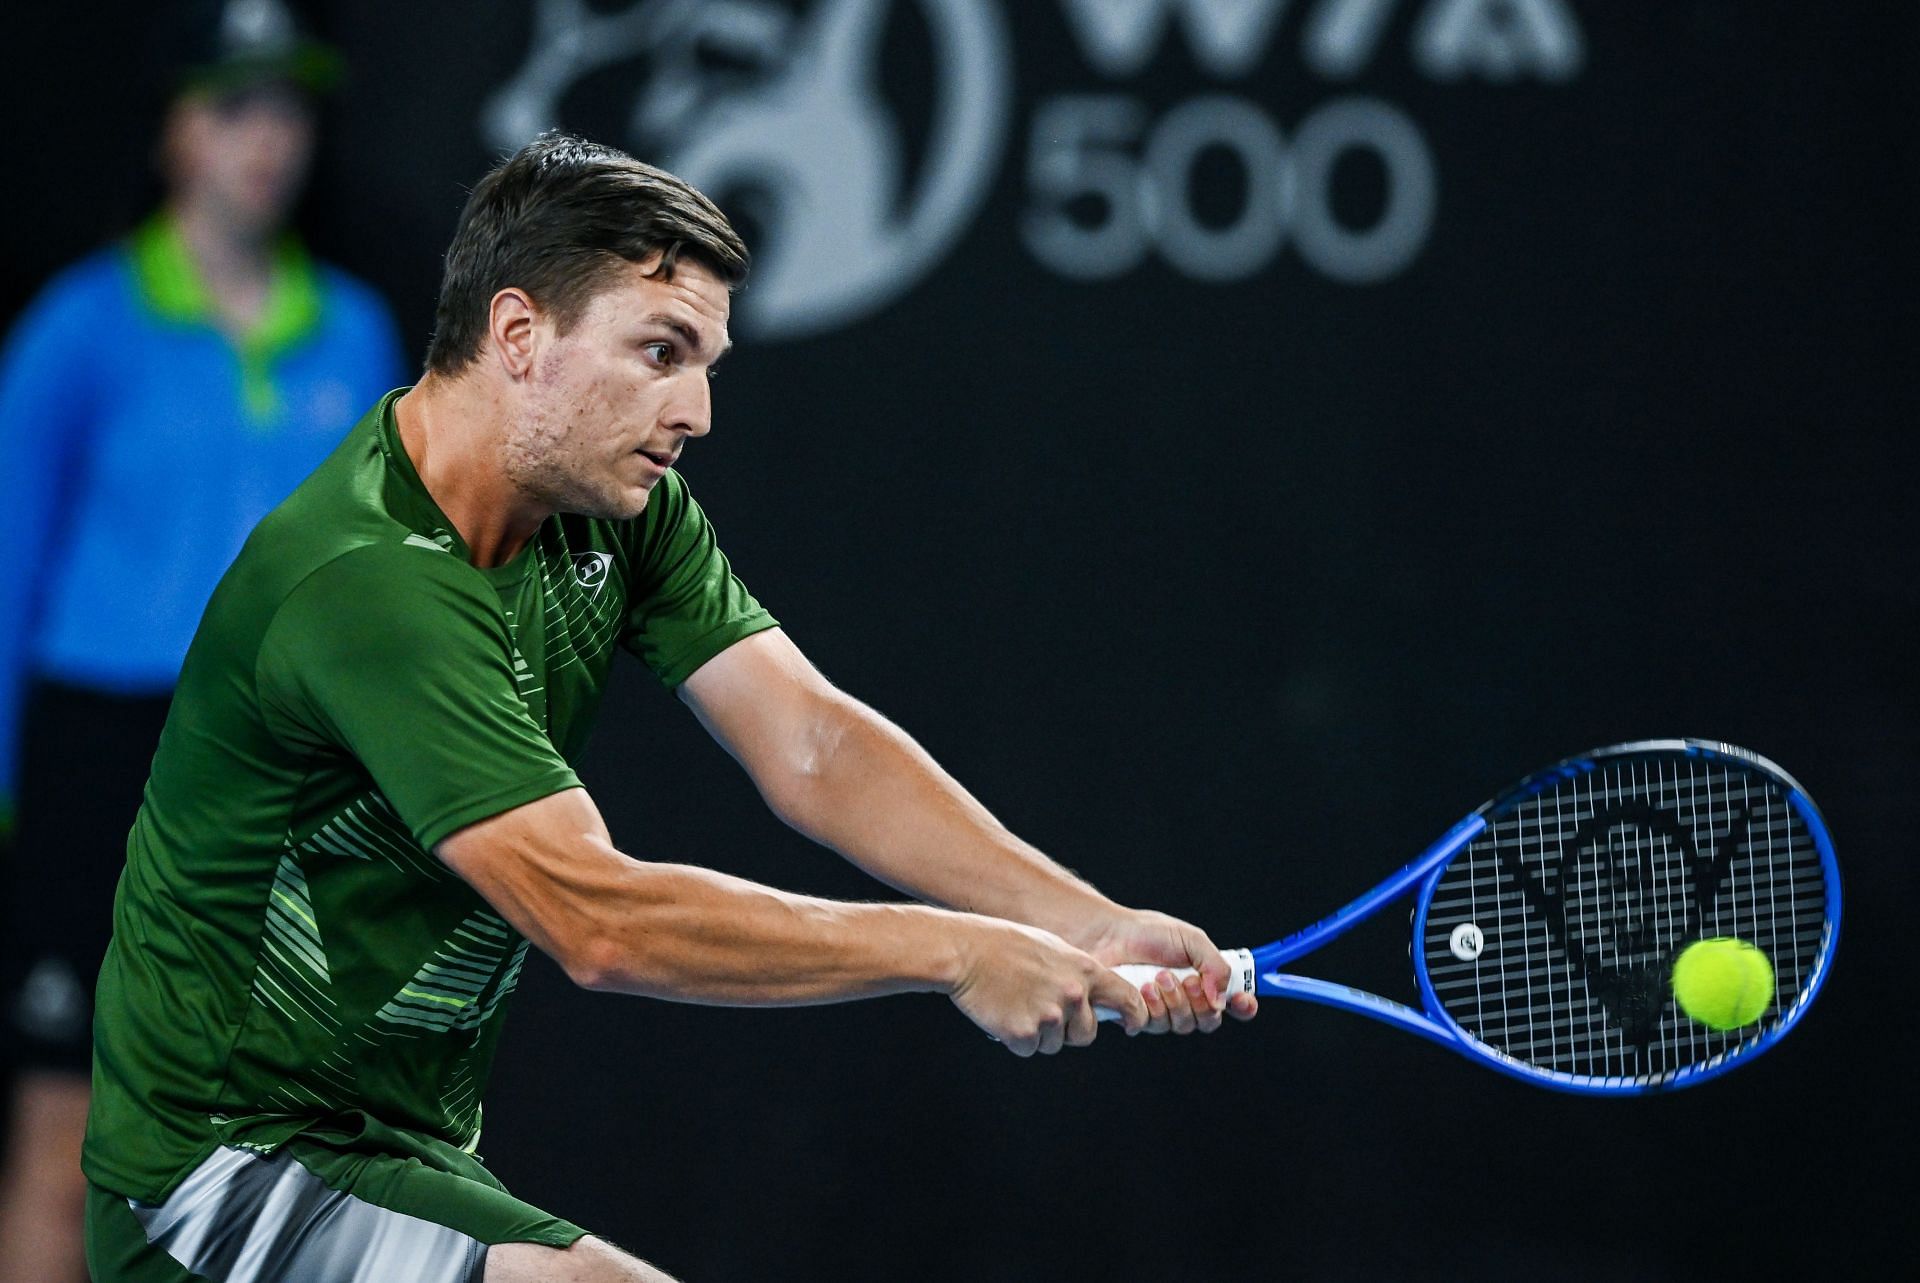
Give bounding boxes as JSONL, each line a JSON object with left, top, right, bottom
{"left": 1096, "top": 948, "right": 1256, "bottom": 1022}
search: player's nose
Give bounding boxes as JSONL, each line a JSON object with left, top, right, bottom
{"left": 667, "top": 371, "right": 713, "bottom": 439}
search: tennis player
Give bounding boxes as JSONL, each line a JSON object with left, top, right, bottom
{"left": 81, "top": 132, "right": 1257, "bottom": 1283}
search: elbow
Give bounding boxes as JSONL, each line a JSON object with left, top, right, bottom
{"left": 559, "top": 929, "right": 629, "bottom": 993}
{"left": 548, "top": 854, "right": 686, "bottom": 994}
{"left": 761, "top": 770, "right": 825, "bottom": 834}
{"left": 761, "top": 694, "right": 861, "bottom": 827}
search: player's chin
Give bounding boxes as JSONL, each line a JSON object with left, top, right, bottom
{"left": 610, "top": 486, "right": 654, "bottom": 520}
{"left": 568, "top": 481, "right": 653, "bottom": 522}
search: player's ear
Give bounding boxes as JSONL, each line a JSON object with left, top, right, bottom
{"left": 486, "top": 288, "right": 540, "bottom": 380}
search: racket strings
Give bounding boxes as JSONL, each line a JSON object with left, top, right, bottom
{"left": 1422, "top": 756, "right": 1827, "bottom": 1086}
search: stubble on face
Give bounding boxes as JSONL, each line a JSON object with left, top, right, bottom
{"left": 502, "top": 340, "right": 650, "bottom": 522}
{"left": 497, "top": 256, "right": 730, "bottom": 524}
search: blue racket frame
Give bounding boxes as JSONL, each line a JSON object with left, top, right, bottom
{"left": 1246, "top": 740, "right": 1842, "bottom": 1095}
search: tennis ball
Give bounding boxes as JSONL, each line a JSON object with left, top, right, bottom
{"left": 1671, "top": 937, "right": 1774, "bottom": 1031}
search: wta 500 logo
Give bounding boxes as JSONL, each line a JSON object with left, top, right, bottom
{"left": 486, "top": 0, "right": 1584, "bottom": 340}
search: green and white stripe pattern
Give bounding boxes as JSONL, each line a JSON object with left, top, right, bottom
{"left": 538, "top": 533, "right": 627, "bottom": 673}
{"left": 291, "top": 793, "right": 447, "bottom": 882}
{"left": 373, "top": 910, "right": 528, "bottom": 1034}
{"left": 249, "top": 793, "right": 527, "bottom": 1049}
{"left": 250, "top": 855, "right": 337, "bottom": 1032}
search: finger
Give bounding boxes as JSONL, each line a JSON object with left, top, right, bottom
{"left": 1065, "top": 989, "right": 1099, "bottom": 1048}
{"left": 1227, "top": 992, "right": 1259, "bottom": 1022}
{"left": 1089, "top": 967, "right": 1150, "bottom": 1034}
{"left": 1139, "top": 977, "right": 1170, "bottom": 1035}
{"left": 1184, "top": 933, "right": 1230, "bottom": 1014}
{"left": 1158, "top": 970, "right": 1197, "bottom": 1036}
{"left": 1183, "top": 973, "right": 1224, "bottom": 1034}
{"left": 1038, "top": 1008, "right": 1066, "bottom": 1056}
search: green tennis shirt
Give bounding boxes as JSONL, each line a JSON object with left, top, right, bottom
{"left": 83, "top": 389, "right": 777, "bottom": 1201}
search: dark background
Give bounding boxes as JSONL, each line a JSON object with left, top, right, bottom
{"left": 4, "top": 2, "right": 1913, "bottom": 1278}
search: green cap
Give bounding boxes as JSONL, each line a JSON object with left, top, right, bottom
{"left": 168, "top": 0, "right": 343, "bottom": 97}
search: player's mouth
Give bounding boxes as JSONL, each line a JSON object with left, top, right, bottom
{"left": 636, "top": 448, "right": 677, "bottom": 472}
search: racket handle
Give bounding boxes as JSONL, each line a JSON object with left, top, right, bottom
{"left": 1096, "top": 948, "right": 1257, "bottom": 1022}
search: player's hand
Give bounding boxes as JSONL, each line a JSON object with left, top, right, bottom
{"left": 948, "top": 918, "right": 1148, "bottom": 1056}
{"left": 1076, "top": 908, "right": 1260, "bottom": 1036}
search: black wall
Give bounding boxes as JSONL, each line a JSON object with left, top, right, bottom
{"left": 6, "top": 3, "right": 1912, "bottom": 1277}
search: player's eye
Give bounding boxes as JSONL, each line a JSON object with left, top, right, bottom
{"left": 642, "top": 341, "right": 673, "bottom": 366}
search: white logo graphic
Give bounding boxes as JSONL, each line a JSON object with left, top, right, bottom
{"left": 572, "top": 550, "right": 615, "bottom": 596}
{"left": 486, "top": 0, "right": 1012, "bottom": 341}
{"left": 484, "top": 0, "right": 1583, "bottom": 338}
{"left": 1449, "top": 922, "right": 1485, "bottom": 963}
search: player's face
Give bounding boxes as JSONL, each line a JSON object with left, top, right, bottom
{"left": 506, "top": 255, "right": 731, "bottom": 521}
{"left": 164, "top": 83, "right": 316, "bottom": 236}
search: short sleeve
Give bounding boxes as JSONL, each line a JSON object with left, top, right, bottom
{"left": 621, "top": 471, "right": 777, "bottom": 687}
{"left": 256, "top": 543, "right": 582, "bottom": 850}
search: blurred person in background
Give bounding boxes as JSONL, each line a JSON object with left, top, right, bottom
{"left": 0, "top": 2, "right": 404, "bottom": 1278}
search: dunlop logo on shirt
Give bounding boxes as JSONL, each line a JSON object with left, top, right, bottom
{"left": 571, "top": 550, "right": 614, "bottom": 596}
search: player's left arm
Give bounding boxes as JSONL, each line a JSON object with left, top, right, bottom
{"left": 679, "top": 627, "right": 1256, "bottom": 1033}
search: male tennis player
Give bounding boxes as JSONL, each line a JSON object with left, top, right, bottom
{"left": 81, "top": 132, "right": 1257, "bottom": 1283}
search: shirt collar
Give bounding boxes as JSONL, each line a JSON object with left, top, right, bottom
{"left": 130, "top": 211, "right": 323, "bottom": 421}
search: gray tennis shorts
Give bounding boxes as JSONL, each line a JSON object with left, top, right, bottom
{"left": 86, "top": 1142, "right": 587, "bottom": 1282}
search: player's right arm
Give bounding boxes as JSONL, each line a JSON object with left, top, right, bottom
{"left": 256, "top": 545, "right": 1144, "bottom": 1055}
{"left": 435, "top": 786, "right": 1146, "bottom": 1055}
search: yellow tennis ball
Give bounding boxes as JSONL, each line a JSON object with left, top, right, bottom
{"left": 1671, "top": 937, "right": 1774, "bottom": 1031}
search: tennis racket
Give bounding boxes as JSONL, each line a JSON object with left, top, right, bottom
{"left": 1101, "top": 739, "right": 1840, "bottom": 1094}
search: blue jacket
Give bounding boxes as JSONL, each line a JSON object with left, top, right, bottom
{"left": 0, "top": 216, "right": 407, "bottom": 810}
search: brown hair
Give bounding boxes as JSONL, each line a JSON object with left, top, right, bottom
{"left": 424, "top": 132, "right": 749, "bottom": 376}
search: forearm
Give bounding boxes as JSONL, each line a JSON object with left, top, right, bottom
{"left": 440, "top": 788, "right": 1155, "bottom": 1043}
{"left": 582, "top": 861, "right": 977, "bottom": 1003}
{"left": 443, "top": 803, "right": 975, "bottom": 1002}
{"left": 763, "top": 693, "right": 1117, "bottom": 939}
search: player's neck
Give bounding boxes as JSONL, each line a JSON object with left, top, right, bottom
{"left": 394, "top": 377, "right": 551, "bottom": 569}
